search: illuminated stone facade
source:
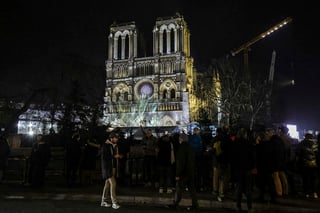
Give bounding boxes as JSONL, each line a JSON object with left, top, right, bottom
{"left": 103, "top": 14, "right": 196, "bottom": 127}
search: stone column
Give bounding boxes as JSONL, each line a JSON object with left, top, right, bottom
{"left": 129, "top": 31, "right": 133, "bottom": 59}
{"left": 134, "top": 30, "right": 137, "bottom": 57}
{"left": 113, "top": 36, "right": 118, "bottom": 60}
{"left": 153, "top": 27, "right": 158, "bottom": 55}
{"left": 159, "top": 31, "right": 163, "bottom": 54}
{"left": 180, "top": 26, "right": 184, "bottom": 54}
{"left": 174, "top": 28, "right": 178, "bottom": 53}
{"left": 166, "top": 30, "right": 171, "bottom": 54}
{"left": 108, "top": 33, "right": 113, "bottom": 60}
{"left": 121, "top": 35, "right": 126, "bottom": 59}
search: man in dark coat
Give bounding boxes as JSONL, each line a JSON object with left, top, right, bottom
{"left": 256, "top": 128, "right": 277, "bottom": 203}
{"left": 230, "top": 128, "right": 256, "bottom": 212}
{"left": 157, "top": 131, "right": 175, "bottom": 193}
{"left": 65, "top": 131, "right": 83, "bottom": 187}
{"left": 27, "top": 134, "right": 51, "bottom": 188}
{"left": 168, "top": 132, "right": 198, "bottom": 210}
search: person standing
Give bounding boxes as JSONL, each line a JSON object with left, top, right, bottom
{"left": 212, "top": 126, "right": 231, "bottom": 202}
{"left": 297, "top": 133, "right": 318, "bottom": 199}
{"left": 0, "top": 129, "right": 10, "bottom": 183}
{"left": 277, "top": 126, "right": 291, "bottom": 196}
{"left": 157, "top": 131, "right": 175, "bottom": 194}
{"left": 26, "top": 134, "right": 51, "bottom": 188}
{"left": 188, "top": 127, "right": 204, "bottom": 192}
{"left": 230, "top": 128, "right": 256, "bottom": 212}
{"left": 168, "top": 132, "right": 199, "bottom": 210}
{"left": 141, "top": 128, "right": 158, "bottom": 187}
{"left": 80, "top": 136, "right": 100, "bottom": 185}
{"left": 101, "top": 132, "right": 123, "bottom": 209}
{"left": 256, "top": 128, "right": 277, "bottom": 203}
{"left": 269, "top": 128, "right": 286, "bottom": 198}
{"left": 65, "top": 131, "right": 83, "bottom": 187}
{"left": 114, "top": 129, "right": 129, "bottom": 186}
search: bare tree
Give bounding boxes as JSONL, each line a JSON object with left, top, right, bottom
{"left": 207, "top": 57, "right": 269, "bottom": 129}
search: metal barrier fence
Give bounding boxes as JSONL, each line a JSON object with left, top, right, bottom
{"left": 7, "top": 155, "right": 29, "bottom": 183}
{"left": 5, "top": 146, "right": 148, "bottom": 186}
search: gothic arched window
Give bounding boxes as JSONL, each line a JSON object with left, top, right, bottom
{"left": 124, "top": 92, "right": 128, "bottom": 101}
{"left": 162, "top": 30, "right": 167, "bottom": 54}
{"left": 117, "top": 37, "right": 122, "bottom": 59}
{"left": 116, "top": 92, "right": 120, "bottom": 102}
{"left": 163, "top": 89, "right": 167, "bottom": 99}
{"left": 125, "top": 34, "right": 129, "bottom": 59}
{"left": 170, "top": 29, "right": 175, "bottom": 53}
{"left": 170, "top": 89, "right": 175, "bottom": 99}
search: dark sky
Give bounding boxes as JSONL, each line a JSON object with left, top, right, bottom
{"left": 1, "top": 0, "right": 319, "bottom": 131}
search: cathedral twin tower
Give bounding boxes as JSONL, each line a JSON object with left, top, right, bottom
{"left": 103, "top": 13, "right": 197, "bottom": 128}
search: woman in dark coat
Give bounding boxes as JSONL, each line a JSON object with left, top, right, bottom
{"left": 100, "top": 132, "right": 123, "bottom": 209}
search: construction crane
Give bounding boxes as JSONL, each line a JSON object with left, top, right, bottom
{"left": 230, "top": 17, "right": 292, "bottom": 75}
{"left": 266, "top": 50, "right": 276, "bottom": 124}
{"left": 230, "top": 17, "right": 292, "bottom": 129}
{"left": 268, "top": 50, "right": 276, "bottom": 85}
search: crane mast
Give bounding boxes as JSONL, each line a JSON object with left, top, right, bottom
{"left": 230, "top": 17, "right": 292, "bottom": 128}
{"left": 266, "top": 50, "right": 276, "bottom": 125}
{"left": 269, "top": 50, "right": 276, "bottom": 85}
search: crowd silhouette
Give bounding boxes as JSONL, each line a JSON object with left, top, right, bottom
{"left": 2, "top": 124, "right": 320, "bottom": 211}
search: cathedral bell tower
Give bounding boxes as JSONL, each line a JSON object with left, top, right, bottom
{"left": 103, "top": 13, "right": 194, "bottom": 128}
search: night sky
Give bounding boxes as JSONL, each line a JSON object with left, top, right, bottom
{"left": 1, "top": 0, "right": 319, "bottom": 131}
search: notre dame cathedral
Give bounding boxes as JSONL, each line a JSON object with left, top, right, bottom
{"left": 14, "top": 13, "right": 219, "bottom": 136}
{"left": 103, "top": 13, "right": 203, "bottom": 128}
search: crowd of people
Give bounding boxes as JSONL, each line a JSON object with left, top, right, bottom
{"left": 1, "top": 125, "right": 320, "bottom": 211}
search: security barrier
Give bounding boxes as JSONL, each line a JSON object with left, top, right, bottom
{"left": 5, "top": 146, "right": 148, "bottom": 186}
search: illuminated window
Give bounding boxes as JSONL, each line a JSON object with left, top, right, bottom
{"left": 139, "top": 83, "right": 154, "bottom": 99}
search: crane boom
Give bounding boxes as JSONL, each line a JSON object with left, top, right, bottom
{"left": 231, "top": 17, "right": 292, "bottom": 56}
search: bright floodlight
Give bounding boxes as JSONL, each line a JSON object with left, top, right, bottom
{"left": 287, "top": 124, "right": 299, "bottom": 139}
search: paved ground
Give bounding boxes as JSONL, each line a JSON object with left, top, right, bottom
{"left": 1, "top": 175, "right": 320, "bottom": 213}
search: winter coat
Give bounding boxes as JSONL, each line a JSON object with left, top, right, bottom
{"left": 189, "top": 134, "right": 204, "bottom": 157}
{"left": 230, "top": 137, "right": 256, "bottom": 174}
{"left": 157, "top": 135, "right": 174, "bottom": 166}
{"left": 297, "top": 138, "right": 318, "bottom": 168}
{"left": 142, "top": 135, "right": 158, "bottom": 157}
{"left": 30, "top": 142, "right": 51, "bottom": 167}
{"left": 101, "top": 140, "right": 120, "bottom": 179}
{"left": 175, "top": 141, "right": 196, "bottom": 180}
